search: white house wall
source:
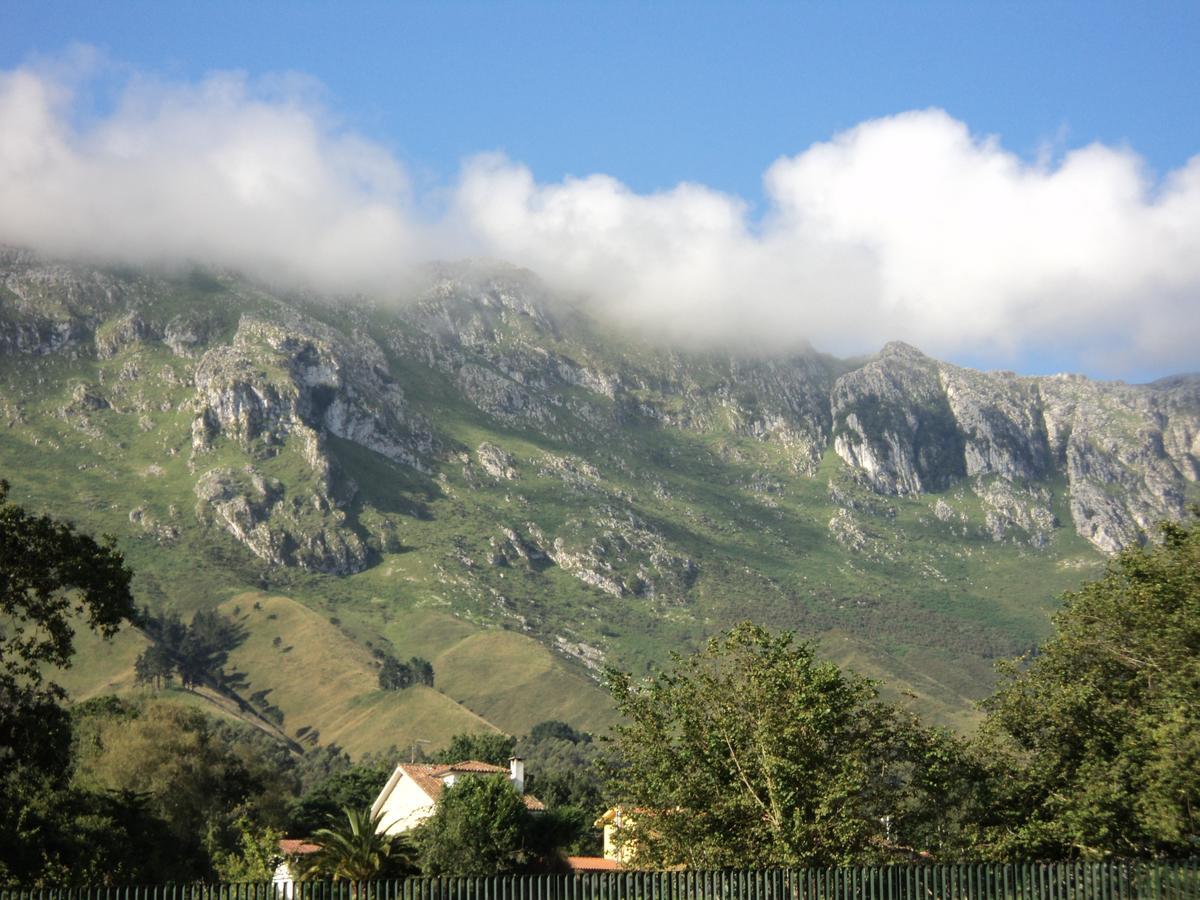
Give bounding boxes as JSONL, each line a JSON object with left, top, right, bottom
{"left": 377, "top": 773, "right": 438, "bottom": 835}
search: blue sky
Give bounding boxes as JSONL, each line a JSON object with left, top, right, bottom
{"left": 2, "top": 1, "right": 1199, "bottom": 379}
{"left": 7, "top": 1, "right": 1199, "bottom": 200}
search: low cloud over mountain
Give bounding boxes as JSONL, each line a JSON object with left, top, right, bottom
{"left": 2, "top": 53, "right": 1197, "bottom": 376}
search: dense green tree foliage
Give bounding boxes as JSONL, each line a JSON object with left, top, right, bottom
{"left": 135, "top": 608, "right": 246, "bottom": 691}
{"left": 604, "top": 622, "right": 972, "bottom": 867}
{"left": 288, "top": 761, "right": 393, "bottom": 837}
{"left": 72, "top": 698, "right": 295, "bottom": 878}
{"left": 977, "top": 514, "right": 1200, "bottom": 859}
{"left": 133, "top": 643, "right": 176, "bottom": 690}
{"left": 377, "top": 654, "right": 434, "bottom": 691}
{"left": 433, "top": 732, "right": 517, "bottom": 766}
{"left": 211, "top": 817, "right": 286, "bottom": 882}
{"left": 0, "top": 480, "right": 135, "bottom": 782}
{"left": 417, "top": 775, "right": 546, "bottom": 875}
{"left": 0, "top": 483, "right": 138, "bottom": 884}
{"left": 4, "top": 781, "right": 178, "bottom": 885}
{"left": 515, "top": 722, "right": 608, "bottom": 854}
{"left": 527, "top": 720, "right": 590, "bottom": 745}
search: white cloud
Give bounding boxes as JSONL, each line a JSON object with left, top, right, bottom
{"left": 457, "top": 111, "right": 1200, "bottom": 372}
{"left": 0, "top": 61, "right": 431, "bottom": 292}
{"left": 1, "top": 58, "right": 1198, "bottom": 376}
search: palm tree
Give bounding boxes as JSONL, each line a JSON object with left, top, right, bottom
{"left": 294, "top": 806, "right": 419, "bottom": 880}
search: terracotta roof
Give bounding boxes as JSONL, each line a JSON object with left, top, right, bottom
{"left": 278, "top": 839, "right": 320, "bottom": 855}
{"left": 394, "top": 762, "right": 544, "bottom": 811}
{"left": 394, "top": 763, "right": 465, "bottom": 802}
{"left": 440, "top": 760, "right": 507, "bottom": 773}
{"left": 566, "top": 856, "right": 623, "bottom": 872}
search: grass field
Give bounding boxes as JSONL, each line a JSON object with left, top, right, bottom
{"left": 432, "top": 631, "right": 618, "bottom": 735}
{"left": 217, "top": 593, "right": 502, "bottom": 756}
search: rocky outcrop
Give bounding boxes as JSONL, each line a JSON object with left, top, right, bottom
{"left": 712, "top": 355, "right": 834, "bottom": 474}
{"left": 1039, "top": 375, "right": 1197, "bottom": 552}
{"left": 830, "top": 342, "right": 1198, "bottom": 551}
{"left": 973, "top": 478, "right": 1056, "bottom": 548}
{"left": 488, "top": 510, "right": 697, "bottom": 603}
{"left": 61, "top": 382, "right": 109, "bottom": 414}
{"left": 832, "top": 342, "right": 965, "bottom": 495}
{"left": 3, "top": 249, "right": 1197, "bottom": 561}
{"left": 163, "top": 313, "right": 213, "bottom": 356}
{"left": 192, "top": 314, "right": 433, "bottom": 468}
{"left": 476, "top": 442, "right": 519, "bottom": 480}
{"left": 939, "top": 365, "right": 1051, "bottom": 481}
{"left": 95, "top": 312, "right": 157, "bottom": 358}
{"left": 549, "top": 510, "right": 698, "bottom": 602}
{"left": 0, "top": 260, "right": 138, "bottom": 355}
{"left": 187, "top": 314, "right": 438, "bottom": 570}
{"left": 194, "top": 466, "right": 368, "bottom": 574}
{"left": 454, "top": 362, "right": 556, "bottom": 428}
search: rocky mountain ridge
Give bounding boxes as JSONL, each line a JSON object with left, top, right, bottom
{"left": 3, "top": 253, "right": 1197, "bottom": 562}
{"left": 2, "top": 248, "right": 1197, "bottom": 730}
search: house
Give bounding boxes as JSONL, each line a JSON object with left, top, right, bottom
{"left": 595, "top": 806, "right": 643, "bottom": 864}
{"left": 371, "top": 756, "right": 544, "bottom": 835}
{"left": 272, "top": 839, "right": 319, "bottom": 894}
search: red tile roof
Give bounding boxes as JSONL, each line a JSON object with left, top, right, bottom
{"left": 441, "top": 760, "right": 507, "bottom": 773}
{"left": 566, "top": 856, "right": 623, "bottom": 872}
{"left": 278, "top": 839, "right": 320, "bottom": 856}
{"left": 522, "top": 794, "right": 546, "bottom": 812}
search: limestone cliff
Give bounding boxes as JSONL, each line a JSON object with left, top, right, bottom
{"left": 1, "top": 250, "right": 1196, "bottom": 573}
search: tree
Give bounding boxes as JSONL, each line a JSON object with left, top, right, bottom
{"left": 433, "top": 732, "right": 517, "bottom": 766}
{"left": 72, "top": 699, "right": 274, "bottom": 877}
{"left": 409, "top": 657, "right": 434, "bottom": 687}
{"left": 0, "top": 480, "right": 135, "bottom": 781}
{"left": 515, "top": 722, "right": 608, "bottom": 855}
{"left": 295, "top": 807, "right": 418, "bottom": 880}
{"left": 212, "top": 816, "right": 286, "bottom": 882}
{"left": 378, "top": 655, "right": 434, "bottom": 691}
{"left": 0, "top": 481, "right": 136, "bottom": 883}
{"left": 527, "top": 720, "right": 589, "bottom": 745}
{"left": 179, "top": 609, "right": 245, "bottom": 689}
{"left": 378, "top": 655, "right": 413, "bottom": 690}
{"left": 604, "top": 622, "right": 963, "bottom": 868}
{"left": 977, "top": 514, "right": 1200, "bottom": 859}
{"left": 138, "top": 608, "right": 245, "bottom": 691}
{"left": 5, "top": 784, "right": 179, "bottom": 886}
{"left": 133, "top": 643, "right": 176, "bottom": 689}
{"left": 417, "top": 774, "right": 537, "bottom": 875}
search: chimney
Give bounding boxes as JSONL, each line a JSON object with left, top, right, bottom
{"left": 508, "top": 756, "right": 525, "bottom": 794}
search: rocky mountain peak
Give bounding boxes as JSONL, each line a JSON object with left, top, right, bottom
{"left": 877, "top": 340, "right": 930, "bottom": 361}
{"left": 1, "top": 251, "right": 1196, "bottom": 575}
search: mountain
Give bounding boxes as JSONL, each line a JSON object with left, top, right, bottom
{"left": 2, "top": 247, "right": 1197, "bottom": 744}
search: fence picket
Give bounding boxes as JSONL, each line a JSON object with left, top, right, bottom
{"left": 4, "top": 863, "right": 1199, "bottom": 900}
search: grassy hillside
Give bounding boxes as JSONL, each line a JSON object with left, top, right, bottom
{"left": 214, "top": 592, "right": 619, "bottom": 757}
{"left": 52, "top": 625, "right": 148, "bottom": 701}
{"left": 432, "top": 631, "right": 618, "bottom": 735}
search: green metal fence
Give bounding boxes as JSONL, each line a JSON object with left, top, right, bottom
{"left": 3, "top": 862, "right": 1198, "bottom": 900}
